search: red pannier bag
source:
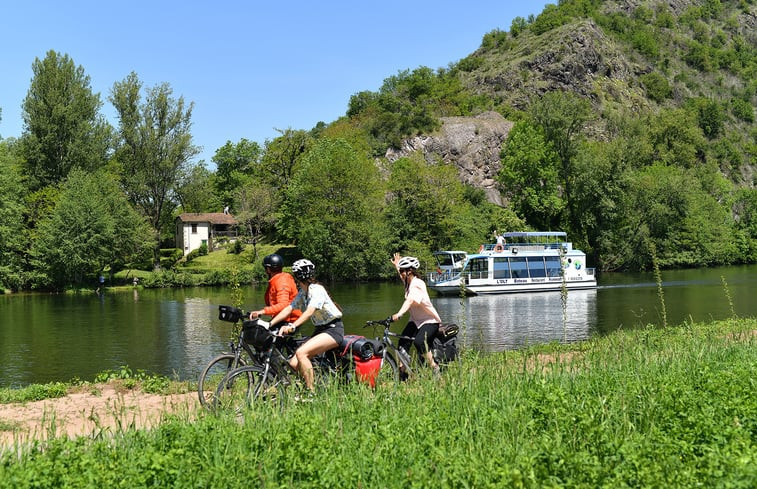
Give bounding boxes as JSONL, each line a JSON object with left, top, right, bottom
{"left": 340, "top": 335, "right": 384, "bottom": 388}
{"left": 353, "top": 355, "right": 382, "bottom": 387}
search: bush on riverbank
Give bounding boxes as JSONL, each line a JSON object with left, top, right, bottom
{"left": 1, "top": 317, "right": 755, "bottom": 487}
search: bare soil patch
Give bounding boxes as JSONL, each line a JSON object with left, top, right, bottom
{"left": 1, "top": 383, "right": 200, "bottom": 448}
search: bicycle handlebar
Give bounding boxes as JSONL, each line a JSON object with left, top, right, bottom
{"left": 365, "top": 317, "right": 394, "bottom": 329}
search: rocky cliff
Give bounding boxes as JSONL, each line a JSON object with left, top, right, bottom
{"left": 384, "top": 111, "right": 513, "bottom": 206}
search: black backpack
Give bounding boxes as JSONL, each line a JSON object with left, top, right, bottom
{"left": 432, "top": 336, "right": 458, "bottom": 364}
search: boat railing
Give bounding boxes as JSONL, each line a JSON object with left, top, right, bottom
{"left": 479, "top": 242, "right": 567, "bottom": 252}
{"left": 426, "top": 270, "right": 459, "bottom": 283}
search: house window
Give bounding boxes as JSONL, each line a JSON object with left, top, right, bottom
{"left": 191, "top": 223, "right": 197, "bottom": 234}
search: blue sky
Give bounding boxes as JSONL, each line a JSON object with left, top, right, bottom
{"left": 1, "top": 1, "right": 552, "bottom": 165}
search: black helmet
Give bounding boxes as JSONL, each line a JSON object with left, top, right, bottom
{"left": 262, "top": 254, "right": 284, "bottom": 272}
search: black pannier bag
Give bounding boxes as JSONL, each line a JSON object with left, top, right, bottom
{"left": 432, "top": 336, "right": 458, "bottom": 365}
{"left": 243, "top": 320, "right": 274, "bottom": 350}
{"left": 218, "top": 305, "right": 243, "bottom": 323}
{"left": 436, "top": 323, "right": 459, "bottom": 341}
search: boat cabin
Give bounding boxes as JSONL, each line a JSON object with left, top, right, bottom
{"left": 428, "top": 231, "right": 596, "bottom": 295}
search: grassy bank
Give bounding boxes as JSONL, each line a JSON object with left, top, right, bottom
{"left": 111, "top": 244, "right": 297, "bottom": 289}
{"left": 1, "top": 318, "right": 755, "bottom": 487}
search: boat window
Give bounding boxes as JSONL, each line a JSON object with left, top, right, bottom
{"left": 545, "top": 256, "right": 562, "bottom": 277}
{"left": 434, "top": 253, "right": 467, "bottom": 267}
{"left": 464, "top": 258, "right": 489, "bottom": 280}
{"left": 509, "top": 257, "right": 528, "bottom": 278}
{"left": 527, "top": 257, "right": 546, "bottom": 278}
{"left": 493, "top": 258, "right": 510, "bottom": 279}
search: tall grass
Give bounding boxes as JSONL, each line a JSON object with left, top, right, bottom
{"left": 2, "top": 318, "right": 755, "bottom": 487}
{"left": 648, "top": 239, "right": 668, "bottom": 328}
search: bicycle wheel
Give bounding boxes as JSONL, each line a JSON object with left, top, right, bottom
{"left": 373, "top": 351, "right": 400, "bottom": 387}
{"left": 197, "top": 353, "right": 246, "bottom": 408}
{"left": 213, "top": 365, "right": 285, "bottom": 414}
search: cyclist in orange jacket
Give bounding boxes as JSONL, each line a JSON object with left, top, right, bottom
{"left": 249, "top": 254, "right": 301, "bottom": 323}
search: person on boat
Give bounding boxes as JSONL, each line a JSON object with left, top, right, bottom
{"left": 390, "top": 253, "right": 443, "bottom": 376}
{"left": 494, "top": 230, "right": 505, "bottom": 251}
{"left": 268, "top": 259, "right": 344, "bottom": 392}
{"left": 249, "top": 253, "right": 301, "bottom": 324}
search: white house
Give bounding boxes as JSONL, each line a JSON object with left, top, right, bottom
{"left": 175, "top": 213, "right": 238, "bottom": 256}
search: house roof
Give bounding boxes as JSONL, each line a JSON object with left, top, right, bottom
{"left": 177, "top": 213, "right": 237, "bottom": 225}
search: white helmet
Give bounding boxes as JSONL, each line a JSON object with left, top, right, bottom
{"left": 397, "top": 256, "right": 420, "bottom": 271}
{"left": 291, "top": 259, "right": 316, "bottom": 281}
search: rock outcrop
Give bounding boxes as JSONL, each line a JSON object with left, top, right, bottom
{"left": 384, "top": 111, "right": 513, "bottom": 206}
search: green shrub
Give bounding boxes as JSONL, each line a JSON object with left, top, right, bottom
{"left": 731, "top": 98, "right": 754, "bottom": 122}
{"left": 0, "top": 382, "right": 67, "bottom": 403}
{"left": 227, "top": 240, "right": 244, "bottom": 255}
{"left": 159, "top": 248, "right": 183, "bottom": 269}
{"left": 640, "top": 72, "right": 672, "bottom": 102}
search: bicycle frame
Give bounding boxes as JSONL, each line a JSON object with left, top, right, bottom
{"left": 254, "top": 331, "right": 350, "bottom": 390}
{"left": 365, "top": 318, "right": 415, "bottom": 379}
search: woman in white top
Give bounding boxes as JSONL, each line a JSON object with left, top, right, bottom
{"left": 269, "top": 259, "right": 344, "bottom": 392}
{"left": 390, "top": 253, "right": 442, "bottom": 374}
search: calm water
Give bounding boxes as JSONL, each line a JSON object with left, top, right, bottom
{"left": 1, "top": 264, "right": 755, "bottom": 386}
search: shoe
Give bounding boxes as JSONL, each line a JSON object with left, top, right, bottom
{"left": 432, "top": 365, "right": 441, "bottom": 379}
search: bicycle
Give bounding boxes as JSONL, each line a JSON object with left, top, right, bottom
{"left": 212, "top": 321, "right": 355, "bottom": 413}
{"left": 364, "top": 317, "right": 416, "bottom": 382}
{"left": 365, "top": 317, "right": 460, "bottom": 381}
{"left": 197, "top": 305, "right": 261, "bottom": 408}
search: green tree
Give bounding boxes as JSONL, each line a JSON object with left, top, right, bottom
{"left": 0, "top": 141, "right": 27, "bottom": 290}
{"left": 175, "top": 162, "right": 218, "bottom": 213}
{"left": 212, "top": 138, "right": 261, "bottom": 206}
{"left": 647, "top": 108, "right": 706, "bottom": 168}
{"left": 110, "top": 72, "right": 199, "bottom": 268}
{"left": 278, "top": 138, "right": 388, "bottom": 281}
{"left": 386, "top": 153, "right": 504, "bottom": 255}
{"left": 732, "top": 188, "right": 757, "bottom": 262}
{"left": 258, "top": 129, "right": 312, "bottom": 189}
{"left": 498, "top": 121, "right": 565, "bottom": 230}
{"left": 234, "top": 184, "right": 277, "bottom": 258}
{"left": 34, "top": 169, "right": 154, "bottom": 288}
{"left": 640, "top": 72, "right": 672, "bottom": 103}
{"left": 529, "top": 91, "right": 592, "bottom": 232}
{"left": 572, "top": 137, "right": 639, "bottom": 271}
{"left": 626, "top": 163, "right": 737, "bottom": 269}
{"left": 18, "top": 50, "right": 111, "bottom": 190}
{"left": 688, "top": 97, "right": 725, "bottom": 139}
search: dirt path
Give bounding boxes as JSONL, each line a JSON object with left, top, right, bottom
{"left": 1, "top": 384, "right": 200, "bottom": 448}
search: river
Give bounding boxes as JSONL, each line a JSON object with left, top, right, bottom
{"left": 1, "top": 264, "right": 755, "bottom": 386}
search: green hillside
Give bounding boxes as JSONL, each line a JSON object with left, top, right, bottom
{"left": 1, "top": 0, "right": 755, "bottom": 290}
{"left": 344, "top": 0, "right": 756, "bottom": 271}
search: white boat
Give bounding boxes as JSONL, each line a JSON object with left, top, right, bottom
{"left": 427, "top": 231, "right": 597, "bottom": 295}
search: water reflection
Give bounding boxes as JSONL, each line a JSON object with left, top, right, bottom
{"left": 434, "top": 289, "right": 597, "bottom": 351}
{"left": 180, "top": 297, "right": 219, "bottom": 377}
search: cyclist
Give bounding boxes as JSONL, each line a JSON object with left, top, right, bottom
{"left": 268, "top": 259, "right": 344, "bottom": 392}
{"left": 249, "top": 254, "right": 301, "bottom": 324}
{"left": 390, "top": 253, "right": 442, "bottom": 376}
